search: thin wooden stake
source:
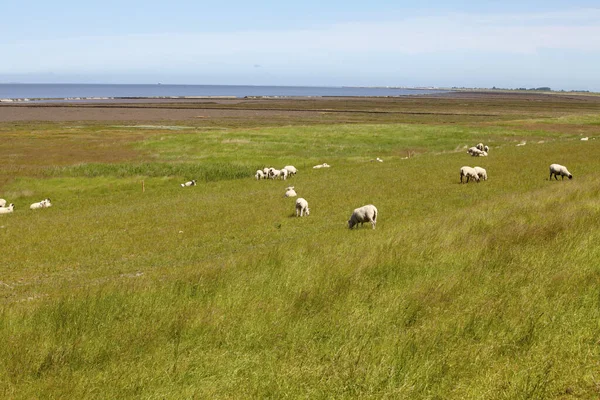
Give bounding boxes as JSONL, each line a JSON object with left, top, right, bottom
{"left": 142, "top": 180, "right": 145, "bottom": 192}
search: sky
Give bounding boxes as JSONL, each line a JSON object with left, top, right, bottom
{"left": 1, "top": 1, "right": 600, "bottom": 91}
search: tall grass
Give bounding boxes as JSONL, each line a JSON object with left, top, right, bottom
{"left": 1, "top": 104, "right": 600, "bottom": 398}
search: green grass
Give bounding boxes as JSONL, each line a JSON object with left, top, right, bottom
{"left": 1, "top": 96, "right": 600, "bottom": 398}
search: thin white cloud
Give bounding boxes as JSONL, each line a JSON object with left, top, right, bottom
{"left": 1, "top": 8, "right": 600, "bottom": 73}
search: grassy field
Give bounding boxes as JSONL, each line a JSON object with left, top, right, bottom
{"left": 1, "top": 94, "right": 600, "bottom": 398}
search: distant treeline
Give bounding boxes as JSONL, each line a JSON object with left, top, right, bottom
{"left": 452, "top": 86, "right": 590, "bottom": 93}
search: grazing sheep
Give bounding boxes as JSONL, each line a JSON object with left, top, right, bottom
{"left": 0, "top": 203, "right": 14, "bottom": 214}
{"left": 181, "top": 180, "right": 196, "bottom": 187}
{"left": 283, "top": 165, "right": 297, "bottom": 176}
{"left": 281, "top": 168, "right": 289, "bottom": 180}
{"left": 263, "top": 167, "right": 270, "bottom": 176}
{"left": 348, "top": 204, "right": 378, "bottom": 229}
{"left": 476, "top": 143, "right": 484, "bottom": 151}
{"left": 269, "top": 168, "right": 282, "bottom": 179}
{"left": 0, "top": 199, "right": 6, "bottom": 207}
{"left": 30, "top": 199, "right": 51, "bottom": 210}
{"left": 255, "top": 170, "right": 265, "bottom": 180}
{"left": 473, "top": 166, "right": 487, "bottom": 181}
{"left": 460, "top": 166, "right": 480, "bottom": 183}
{"left": 549, "top": 164, "right": 573, "bottom": 180}
{"left": 284, "top": 186, "right": 297, "bottom": 197}
{"left": 295, "top": 198, "right": 310, "bottom": 217}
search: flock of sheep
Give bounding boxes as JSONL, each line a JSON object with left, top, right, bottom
{"left": 0, "top": 141, "right": 575, "bottom": 230}
{"left": 0, "top": 198, "right": 52, "bottom": 214}
{"left": 461, "top": 142, "right": 573, "bottom": 183}
{"left": 253, "top": 164, "right": 376, "bottom": 229}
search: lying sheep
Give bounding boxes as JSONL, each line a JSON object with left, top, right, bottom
{"left": 181, "top": 180, "right": 196, "bottom": 187}
{"left": 0, "top": 199, "right": 6, "bottom": 207}
{"left": 0, "top": 203, "right": 14, "bottom": 214}
{"left": 283, "top": 165, "right": 297, "bottom": 176}
{"left": 284, "top": 186, "right": 297, "bottom": 197}
{"left": 348, "top": 204, "right": 378, "bottom": 229}
{"left": 255, "top": 170, "right": 265, "bottom": 180}
{"left": 460, "top": 166, "right": 480, "bottom": 183}
{"left": 30, "top": 199, "right": 51, "bottom": 210}
{"left": 313, "top": 163, "right": 330, "bottom": 169}
{"left": 467, "top": 147, "right": 485, "bottom": 156}
{"left": 473, "top": 166, "right": 487, "bottom": 181}
{"left": 549, "top": 164, "right": 573, "bottom": 180}
{"left": 295, "top": 198, "right": 310, "bottom": 217}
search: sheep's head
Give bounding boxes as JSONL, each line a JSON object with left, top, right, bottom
{"left": 305, "top": 208, "right": 310, "bottom": 216}
{"left": 568, "top": 174, "right": 573, "bottom": 179}
{"left": 348, "top": 220, "right": 355, "bottom": 229}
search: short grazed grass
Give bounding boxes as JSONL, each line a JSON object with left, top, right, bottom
{"left": 1, "top": 94, "right": 600, "bottom": 399}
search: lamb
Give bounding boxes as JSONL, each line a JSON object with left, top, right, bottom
{"left": 263, "top": 167, "right": 270, "bottom": 176}
{"left": 281, "top": 168, "right": 289, "bottom": 180}
{"left": 255, "top": 170, "right": 265, "bottom": 180}
{"left": 30, "top": 199, "right": 52, "bottom": 210}
{"left": 473, "top": 166, "right": 487, "bottom": 181}
{"left": 476, "top": 143, "right": 484, "bottom": 151}
{"left": 549, "top": 164, "right": 573, "bottom": 180}
{"left": 284, "top": 186, "right": 297, "bottom": 197}
{"left": 0, "top": 203, "right": 14, "bottom": 214}
{"left": 0, "top": 199, "right": 6, "bottom": 207}
{"left": 348, "top": 204, "right": 378, "bottom": 229}
{"left": 460, "top": 166, "right": 480, "bottom": 183}
{"left": 295, "top": 198, "right": 310, "bottom": 217}
{"left": 283, "top": 165, "right": 297, "bottom": 176}
{"left": 181, "top": 180, "right": 196, "bottom": 187}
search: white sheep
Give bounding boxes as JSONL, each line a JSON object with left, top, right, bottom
{"left": 295, "top": 198, "right": 310, "bottom": 217}
{"left": 473, "top": 166, "right": 487, "bottom": 181}
{"left": 284, "top": 187, "right": 297, "bottom": 197}
{"left": 30, "top": 199, "right": 51, "bottom": 210}
{"left": 0, "top": 199, "right": 6, "bottom": 207}
{"left": 181, "top": 180, "right": 196, "bottom": 187}
{"left": 476, "top": 143, "right": 484, "bottom": 151}
{"left": 313, "top": 163, "right": 330, "bottom": 169}
{"left": 581, "top": 137, "right": 589, "bottom": 141}
{"left": 281, "top": 168, "right": 288, "bottom": 180}
{"left": 255, "top": 170, "right": 265, "bottom": 180}
{"left": 0, "top": 203, "right": 14, "bottom": 214}
{"left": 263, "top": 167, "right": 270, "bottom": 176}
{"left": 467, "top": 147, "right": 485, "bottom": 157}
{"left": 460, "top": 166, "right": 480, "bottom": 183}
{"left": 268, "top": 168, "right": 282, "bottom": 179}
{"left": 516, "top": 141, "right": 526, "bottom": 147}
{"left": 348, "top": 204, "right": 378, "bottom": 229}
{"left": 549, "top": 164, "right": 573, "bottom": 180}
{"left": 283, "top": 165, "right": 297, "bottom": 176}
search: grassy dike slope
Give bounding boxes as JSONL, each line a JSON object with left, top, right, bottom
{"left": 1, "top": 117, "right": 600, "bottom": 398}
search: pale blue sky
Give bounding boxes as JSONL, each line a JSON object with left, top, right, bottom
{"left": 2, "top": 1, "right": 600, "bottom": 90}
